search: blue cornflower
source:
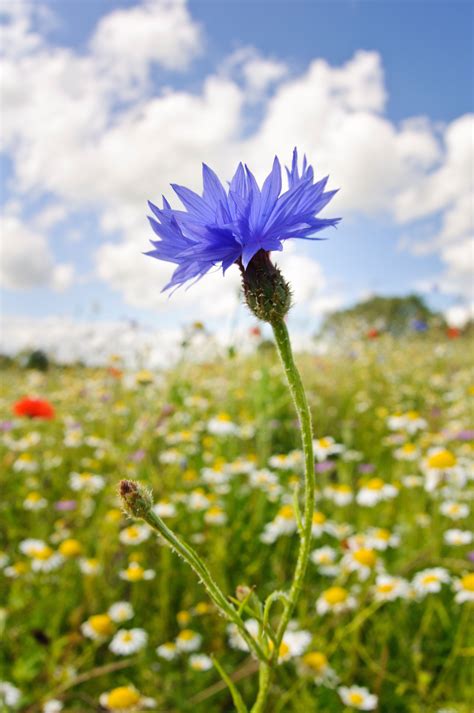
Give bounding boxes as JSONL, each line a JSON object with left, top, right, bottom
{"left": 146, "top": 149, "right": 340, "bottom": 292}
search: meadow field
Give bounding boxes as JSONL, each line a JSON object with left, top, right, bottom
{"left": 1, "top": 333, "right": 473, "bottom": 712}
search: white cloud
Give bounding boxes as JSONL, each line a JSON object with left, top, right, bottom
{"left": 395, "top": 114, "right": 474, "bottom": 303}
{"left": 222, "top": 47, "right": 288, "bottom": 97}
{"left": 0, "top": 215, "right": 74, "bottom": 291}
{"left": 0, "top": 0, "right": 471, "bottom": 330}
{"left": 90, "top": 0, "right": 203, "bottom": 87}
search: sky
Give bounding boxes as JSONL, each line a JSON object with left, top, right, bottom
{"left": 0, "top": 0, "right": 473, "bottom": 364}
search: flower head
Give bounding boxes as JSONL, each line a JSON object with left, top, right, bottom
{"left": 13, "top": 397, "right": 55, "bottom": 420}
{"left": 146, "top": 149, "right": 339, "bottom": 292}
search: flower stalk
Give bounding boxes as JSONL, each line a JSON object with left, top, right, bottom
{"left": 119, "top": 480, "right": 266, "bottom": 662}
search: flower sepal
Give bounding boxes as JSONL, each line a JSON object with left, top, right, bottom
{"left": 240, "top": 250, "right": 292, "bottom": 324}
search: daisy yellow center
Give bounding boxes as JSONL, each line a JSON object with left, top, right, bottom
{"left": 421, "top": 574, "right": 439, "bottom": 585}
{"left": 26, "top": 492, "right": 41, "bottom": 501}
{"left": 107, "top": 687, "right": 140, "bottom": 707}
{"left": 406, "top": 411, "right": 420, "bottom": 420}
{"left": 125, "top": 526, "right": 140, "bottom": 538}
{"left": 34, "top": 545, "right": 54, "bottom": 560}
{"left": 178, "top": 629, "right": 195, "bottom": 641}
{"left": 121, "top": 632, "right": 134, "bottom": 642}
{"left": 303, "top": 651, "right": 327, "bottom": 672}
{"left": 195, "top": 602, "right": 210, "bottom": 615}
{"left": 402, "top": 444, "right": 417, "bottom": 453}
{"left": 460, "top": 574, "right": 474, "bottom": 591}
{"left": 278, "top": 641, "right": 290, "bottom": 659}
{"left": 125, "top": 565, "right": 144, "bottom": 581}
{"left": 377, "top": 582, "right": 395, "bottom": 593}
{"left": 106, "top": 509, "right": 122, "bottom": 522}
{"left": 177, "top": 611, "right": 191, "bottom": 625}
{"left": 217, "top": 412, "right": 231, "bottom": 421}
{"left": 348, "top": 692, "right": 364, "bottom": 705}
{"left": 353, "top": 548, "right": 376, "bottom": 567}
{"left": 312, "top": 512, "right": 326, "bottom": 525}
{"left": 324, "top": 586, "right": 348, "bottom": 605}
{"left": 366, "top": 478, "right": 384, "bottom": 490}
{"left": 59, "top": 539, "right": 82, "bottom": 557}
{"left": 375, "top": 529, "right": 390, "bottom": 540}
{"left": 89, "top": 614, "right": 113, "bottom": 636}
{"left": 207, "top": 506, "right": 223, "bottom": 516}
{"left": 278, "top": 505, "right": 294, "bottom": 520}
{"left": 317, "top": 438, "right": 331, "bottom": 448}
{"left": 427, "top": 450, "right": 456, "bottom": 469}
{"left": 14, "top": 562, "right": 28, "bottom": 574}
{"left": 336, "top": 484, "right": 351, "bottom": 493}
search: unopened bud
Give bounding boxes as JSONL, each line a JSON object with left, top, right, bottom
{"left": 119, "top": 479, "right": 153, "bottom": 519}
{"left": 236, "top": 585, "right": 252, "bottom": 602}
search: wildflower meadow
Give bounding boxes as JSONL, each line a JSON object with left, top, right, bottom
{"left": 0, "top": 2, "right": 472, "bottom": 710}
{"left": 2, "top": 324, "right": 473, "bottom": 711}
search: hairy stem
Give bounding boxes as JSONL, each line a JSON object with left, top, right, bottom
{"left": 143, "top": 509, "right": 266, "bottom": 662}
{"left": 272, "top": 319, "right": 315, "bottom": 648}
{"left": 251, "top": 318, "right": 315, "bottom": 710}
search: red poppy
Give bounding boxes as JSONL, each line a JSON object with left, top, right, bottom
{"left": 107, "top": 366, "right": 123, "bottom": 379}
{"left": 447, "top": 326, "right": 461, "bottom": 339}
{"left": 249, "top": 326, "right": 262, "bottom": 338}
{"left": 13, "top": 397, "right": 55, "bottom": 420}
{"left": 367, "top": 328, "right": 380, "bottom": 339}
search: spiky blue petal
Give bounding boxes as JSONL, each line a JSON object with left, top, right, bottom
{"left": 146, "top": 149, "right": 340, "bottom": 291}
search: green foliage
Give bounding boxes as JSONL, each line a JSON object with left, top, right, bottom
{"left": 321, "top": 293, "right": 446, "bottom": 338}
{"left": 0, "top": 334, "right": 472, "bottom": 712}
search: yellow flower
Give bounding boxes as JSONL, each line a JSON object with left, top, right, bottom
{"left": 107, "top": 686, "right": 140, "bottom": 707}
{"left": 278, "top": 505, "right": 294, "bottom": 520}
{"left": 459, "top": 573, "right": 474, "bottom": 591}
{"left": 59, "top": 539, "right": 82, "bottom": 557}
{"left": 177, "top": 610, "right": 191, "bottom": 627}
{"left": 323, "top": 586, "right": 348, "bottom": 605}
{"left": 302, "top": 651, "right": 328, "bottom": 673}
{"left": 352, "top": 548, "right": 377, "bottom": 567}
{"left": 88, "top": 614, "right": 114, "bottom": 637}
{"left": 427, "top": 449, "right": 456, "bottom": 469}
{"left": 312, "top": 512, "right": 326, "bottom": 525}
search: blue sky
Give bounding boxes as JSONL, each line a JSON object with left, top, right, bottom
{"left": 0, "top": 0, "right": 472, "bottom": 361}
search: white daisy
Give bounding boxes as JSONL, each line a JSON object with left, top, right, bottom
{"left": 109, "top": 628, "right": 148, "bottom": 655}
{"left": 175, "top": 629, "right": 202, "bottom": 652}
{"left": 412, "top": 567, "right": 451, "bottom": 597}
{"left": 189, "top": 654, "right": 213, "bottom": 671}
{"left": 109, "top": 602, "right": 134, "bottom": 623}
{"left": 338, "top": 684, "right": 378, "bottom": 710}
{"left": 119, "top": 525, "right": 151, "bottom": 546}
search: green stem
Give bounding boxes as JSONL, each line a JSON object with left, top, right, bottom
{"left": 212, "top": 656, "right": 249, "bottom": 713}
{"left": 250, "top": 318, "right": 315, "bottom": 712}
{"left": 250, "top": 662, "right": 272, "bottom": 713}
{"left": 143, "top": 509, "right": 266, "bottom": 662}
{"left": 271, "top": 318, "right": 315, "bottom": 654}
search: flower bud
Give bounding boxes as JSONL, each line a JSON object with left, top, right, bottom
{"left": 119, "top": 480, "right": 153, "bottom": 519}
{"left": 236, "top": 585, "right": 252, "bottom": 601}
{"left": 240, "top": 250, "right": 292, "bottom": 324}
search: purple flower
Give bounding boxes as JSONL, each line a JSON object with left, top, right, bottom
{"left": 130, "top": 449, "right": 146, "bottom": 463}
{"left": 55, "top": 500, "right": 77, "bottom": 511}
{"left": 146, "top": 149, "right": 340, "bottom": 291}
{"left": 315, "top": 460, "right": 336, "bottom": 474}
{"left": 358, "top": 463, "right": 375, "bottom": 474}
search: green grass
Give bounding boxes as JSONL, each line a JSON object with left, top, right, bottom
{"left": 0, "top": 334, "right": 473, "bottom": 712}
